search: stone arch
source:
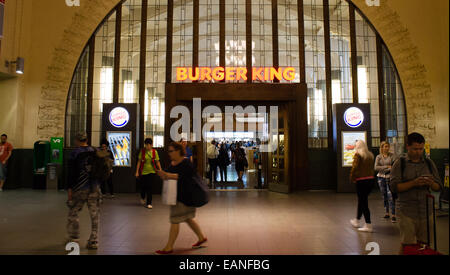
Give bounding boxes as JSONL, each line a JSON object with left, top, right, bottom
{"left": 38, "top": 0, "right": 437, "bottom": 145}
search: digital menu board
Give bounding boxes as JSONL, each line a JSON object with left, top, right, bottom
{"left": 342, "top": 131, "right": 367, "bottom": 167}
{"left": 107, "top": 132, "right": 132, "bottom": 167}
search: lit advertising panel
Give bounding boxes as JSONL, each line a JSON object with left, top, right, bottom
{"left": 342, "top": 131, "right": 367, "bottom": 167}
{"left": 107, "top": 132, "right": 132, "bottom": 167}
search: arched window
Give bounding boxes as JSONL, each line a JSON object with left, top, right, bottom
{"left": 65, "top": 0, "right": 407, "bottom": 151}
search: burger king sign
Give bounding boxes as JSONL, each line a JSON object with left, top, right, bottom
{"left": 344, "top": 107, "right": 364, "bottom": 128}
{"left": 109, "top": 107, "right": 130, "bottom": 128}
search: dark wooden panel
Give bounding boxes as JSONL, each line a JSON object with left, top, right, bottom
{"left": 323, "top": 0, "right": 333, "bottom": 151}
{"left": 272, "top": 0, "right": 279, "bottom": 83}
{"left": 139, "top": 0, "right": 148, "bottom": 148}
{"left": 297, "top": 0, "right": 306, "bottom": 84}
{"left": 171, "top": 83, "right": 305, "bottom": 101}
{"left": 113, "top": 4, "right": 122, "bottom": 103}
{"left": 246, "top": 0, "right": 252, "bottom": 83}
{"left": 349, "top": 4, "right": 358, "bottom": 103}
{"left": 193, "top": 0, "right": 199, "bottom": 69}
{"left": 294, "top": 88, "right": 309, "bottom": 190}
{"left": 87, "top": 38, "right": 95, "bottom": 144}
{"left": 219, "top": 0, "right": 225, "bottom": 69}
{"left": 376, "top": 34, "right": 386, "bottom": 142}
{"left": 166, "top": 0, "right": 174, "bottom": 84}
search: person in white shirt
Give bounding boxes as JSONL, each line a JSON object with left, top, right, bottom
{"left": 206, "top": 140, "right": 219, "bottom": 184}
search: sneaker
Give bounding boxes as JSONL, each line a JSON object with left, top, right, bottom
{"left": 358, "top": 223, "right": 373, "bottom": 233}
{"left": 110, "top": 195, "right": 115, "bottom": 199}
{"left": 383, "top": 215, "right": 390, "bottom": 219}
{"left": 391, "top": 217, "right": 397, "bottom": 223}
{"left": 86, "top": 241, "right": 98, "bottom": 250}
{"left": 147, "top": 205, "right": 153, "bottom": 209}
{"left": 350, "top": 219, "right": 361, "bottom": 228}
{"left": 140, "top": 199, "right": 146, "bottom": 205}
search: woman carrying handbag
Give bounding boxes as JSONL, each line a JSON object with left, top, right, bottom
{"left": 155, "top": 142, "right": 208, "bottom": 255}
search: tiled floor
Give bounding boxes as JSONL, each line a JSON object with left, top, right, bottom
{"left": 0, "top": 189, "right": 448, "bottom": 255}
{"left": 209, "top": 162, "right": 265, "bottom": 190}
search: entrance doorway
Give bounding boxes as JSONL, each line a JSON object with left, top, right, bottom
{"left": 165, "top": 83, "right": 308, "bottom": 193}
{"left": 199, "top": 103, "right": 275, "bottom": 190}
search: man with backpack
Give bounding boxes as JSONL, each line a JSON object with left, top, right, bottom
{"left": 390, "top": 132, "right": 442, "bottom": 254}
{"left": 135, "top": 138, "right": 161, "bottom": 209}
{"left": 67, "top": 133, "right": 111, "bottom": 250}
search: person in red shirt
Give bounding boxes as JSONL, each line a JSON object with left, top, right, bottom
{"left": 0, "top": 134, "right": 13, "bottom": 191}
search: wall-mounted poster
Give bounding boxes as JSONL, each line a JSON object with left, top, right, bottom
{"left": 107, "top": 132, "right": 132, "bottom": 167}
{"left": 342, "top": 131, "right": 367, "bottom": 167}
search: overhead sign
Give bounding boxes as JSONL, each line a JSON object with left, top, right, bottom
{"left": 176, "top": 67, "right": 296, "bottom": 82}
{"left": 109, "top": 107, "right": 130, "bottom": 128}
{"left": 344, "top": 107, "right": 364, "bottom": 128}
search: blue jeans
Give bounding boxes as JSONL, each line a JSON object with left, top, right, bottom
{"left": 378, "top": 177, "right": 396, "bottom": 215}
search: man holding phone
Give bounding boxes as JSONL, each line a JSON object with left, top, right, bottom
{"left": 390, "top": 132, "right": 442, "bottom": 253}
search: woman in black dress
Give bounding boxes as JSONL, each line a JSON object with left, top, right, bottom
{"left": 155, "top": 142, "right": 207, "bottom": 254}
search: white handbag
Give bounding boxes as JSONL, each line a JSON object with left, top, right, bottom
{"left": 162, "top": 179, "right": 177, "bottom": 205}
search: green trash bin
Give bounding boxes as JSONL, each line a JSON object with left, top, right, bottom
{"left": 33, "top": 141, "right": 51, "bottom": 190}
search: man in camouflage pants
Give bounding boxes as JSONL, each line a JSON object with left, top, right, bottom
{"left": 67, "top": 133, "right": 101, "bottom": 250}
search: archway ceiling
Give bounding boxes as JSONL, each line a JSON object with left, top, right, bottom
{"left": 38, "top": 0, "right": 437, "bottom": 146}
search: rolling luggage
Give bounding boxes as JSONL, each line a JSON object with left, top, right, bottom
{"left": 403, "top": 194, "right": 442, "bottom": 255}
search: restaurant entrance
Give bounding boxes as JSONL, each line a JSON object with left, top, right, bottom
{"left": 164, "top": 83, "right": 308, "bottom": 193}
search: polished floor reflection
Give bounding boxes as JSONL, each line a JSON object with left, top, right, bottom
{"left": 209, "top": 163, "right": 265, "bottom": 190}
{"left": 0, "top": 189, "right": 448, "bottom": 255}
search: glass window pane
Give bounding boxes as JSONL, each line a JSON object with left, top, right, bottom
{"left": 172, "top": 0, "right": 194, "bottom": 82}
{"left": 355, "top": 11, "right": 380, "bottom": 146}
{"left": 225, "top": 0, "right": 246, "bottom": 83}
{"left": 329, "top": 0, "right": 352, "bottom": 104}
{"left": 145, "top": 0, "right": 167, "bottom": 147}
{"left": 66, "top": 47, "right": 89, "bottom": 147}
{"left": 119, "top": 0, "right": 142, "bottom": 104}
{"left": 278, "top": 0, "right": 300, "bottom": 83}
{"left": 92, "top": 11, "right": 117, "bottom": 147}
{"left": 304, "top": 0, "right": 327, "bottom": 148}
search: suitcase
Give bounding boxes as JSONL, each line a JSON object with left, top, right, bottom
{"left": 403, "top": 194, "right": 443, "bottom": 255}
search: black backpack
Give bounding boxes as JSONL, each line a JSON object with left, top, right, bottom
{"left": 75, "top": 149, "right": 112, "bottom": 183}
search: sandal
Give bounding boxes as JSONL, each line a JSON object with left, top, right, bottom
{"left": 192, "top": 238, "right": 208, "bottom": 248}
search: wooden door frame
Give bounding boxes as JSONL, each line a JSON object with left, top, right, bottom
{"left": 164, "top": 83, "right": 309, "bottom": 192}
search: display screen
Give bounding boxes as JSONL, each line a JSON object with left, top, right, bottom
{"left": 107, "top": 132, "right": 132, "bottom": 167}
{"left": 342, "top": 131, "right": 367, "bottom": 167}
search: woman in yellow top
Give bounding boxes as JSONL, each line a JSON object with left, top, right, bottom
{"left": 136, "top": 138, "right": 162, "bottom": 209}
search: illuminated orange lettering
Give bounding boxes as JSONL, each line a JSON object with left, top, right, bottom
{"left": 188, "top": 68, "right": 200, "bottom": 81}
{"left": 283, "top": 67, "right": 296, "bottom": 81}
{"left": 177, "top": 67, "right": 188, "bottom": 81}
{"left": 264, "top": 68, "right": 270, "bottom": 81}
{"left": 225, "top": 68, "right": 236, "bottom": 81}
{"left": 253, "top": 68, "right": 264, "bottom": 81}
{"left": 178, "top": 67, "right": 296, "bottom": 82}
{"left": 200, "top": 67, "right": 212, "bottom": 81}
{"left": 213, "top": 67, "right": 225, "bottom": 81}
{"left": 270, "top": 68, "right": 283, "bottom": 81}
{"left": 236, "top": 67, "right": 247, "bottom": 81}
